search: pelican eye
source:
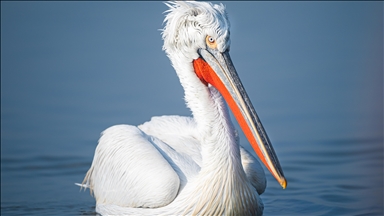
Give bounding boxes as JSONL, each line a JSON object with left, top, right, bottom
{"left": 206, "top": 35, "right": 217, "bottom": 49}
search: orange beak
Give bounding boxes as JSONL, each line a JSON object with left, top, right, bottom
{"left": 193, "top": 48, "right": 287, "bottom": 189}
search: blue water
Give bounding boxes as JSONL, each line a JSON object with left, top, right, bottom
{"left": 1, "top": 2, "right": 383, "bottom": 215}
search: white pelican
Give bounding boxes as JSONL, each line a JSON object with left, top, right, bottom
{"left": 79, "top": 1, "right": 286, "bottom": 215}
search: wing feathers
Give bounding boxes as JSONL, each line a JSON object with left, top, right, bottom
{"left": 83, "top": 125, "right": 180, "bottom": 208}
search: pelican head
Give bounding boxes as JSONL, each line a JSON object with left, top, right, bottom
{"left": 162, "top": 1, "right": 287, "bottom": 189}
{"left": 162, "top": 1, "right": 230, "bottom": 60}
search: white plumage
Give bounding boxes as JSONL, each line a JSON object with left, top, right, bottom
{"left": 79, "top": 1, "right": 286, "bottom": 215}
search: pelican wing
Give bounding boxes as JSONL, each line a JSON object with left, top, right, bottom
{"left": 240, "top": 147, "right": 267, "bottom": 195}
{"left": 139, "top": 115, "right": 202, "bottom": 167}
{"left": 82, "top": 125, "right": 181, "bottom": 208}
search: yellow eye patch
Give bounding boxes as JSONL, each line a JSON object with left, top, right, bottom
{"left": 206, "top": 35, "right": 217, "bottom": 49}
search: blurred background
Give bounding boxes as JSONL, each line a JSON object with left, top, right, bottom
{"left": 1, "top": 1, "right": 383, "bottom": 215}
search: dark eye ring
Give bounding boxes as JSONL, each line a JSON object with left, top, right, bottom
{"left": 208, "top": 36, "right": 215, "bottom": 43}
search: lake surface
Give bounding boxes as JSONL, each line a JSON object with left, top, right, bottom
{"left": 1, "top": 2, "right": 383, "bottom": 215}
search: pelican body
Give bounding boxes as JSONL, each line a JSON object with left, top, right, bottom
{"left": 80, "top": 1, "right": 286, "bottom": 215}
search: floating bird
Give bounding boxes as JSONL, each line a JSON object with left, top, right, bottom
{"left": 79, "top": 1, "right": 286, "bottom": 215}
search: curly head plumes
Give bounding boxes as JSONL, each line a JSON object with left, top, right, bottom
{"left": 162, "top": 1, "right": 231, "bottom": 60}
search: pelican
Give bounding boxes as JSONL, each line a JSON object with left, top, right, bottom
{"left": 79, "top": 1, "right": 286, "bottom": 215}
